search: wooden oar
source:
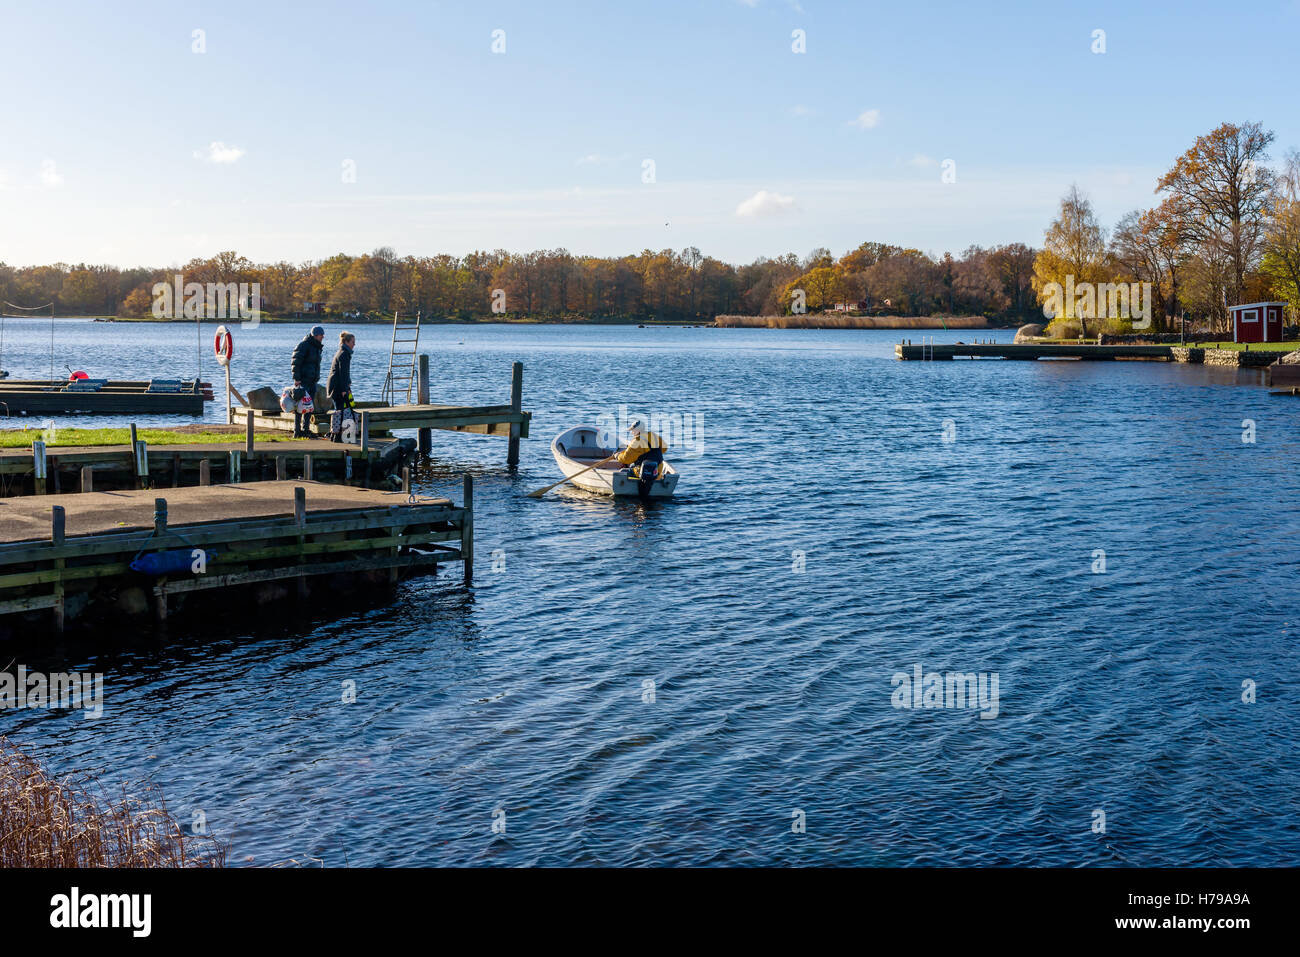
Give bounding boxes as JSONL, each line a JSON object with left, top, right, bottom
{"left": 527, "top": 452, "right": 620, "bottom": 498}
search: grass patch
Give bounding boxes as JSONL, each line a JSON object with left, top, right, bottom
{"left": 1184, "top": 341, "right": 1298, "bottom": 352}
{"left": 0, "top": 427, "right": 304, "bottom": 449}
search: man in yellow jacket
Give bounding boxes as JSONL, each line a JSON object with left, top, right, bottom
{"left": 615, "top": 417, "right": 668, "bottom": 497}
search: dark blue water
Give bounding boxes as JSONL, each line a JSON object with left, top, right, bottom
{"left": 2, "top": 319, "right": 1298, "bottom": 866}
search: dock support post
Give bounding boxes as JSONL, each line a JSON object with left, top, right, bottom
{"left": 507, "top": 361, "right": 523, "bottom": 468}
{"left": 462, "top": 473, "right": 473, "bottom": 587}
{"left": 134, "top": 440, "right": 149, "bottom": 488}
{"left": 33, "top": 440, "right": 47, "bottom": 495}
{"left": 402, "top": 465, "right": 410, "bottom": 494}
{"left": 80, "top": 466, "right": 93, "bottom": 494}
{"left": 303, "top": 455, "right": 313, "bottom": 481}
{"left": 417, "top": 354, "right": 431, "bottom": 455}
{"left": 245, "top": 413, "right": 255, "bottom": 456}
{"left": 360, "top": 411, "right": 371, "bottom": 454}
{"left": 276, "top": 456, "right": 287, "bottom": 481}
{"left": 153, "top": 498, "right": 168, "bottom": 625}
{"left": 294, "top": 486, "right": 308, "bottom": 600}
{"left": 129, "top": 424, "right": 140, "bottom": 489}
{"left": 229, "top": 450, "right": 241, "bottom": 484}
{"left": 199, "top": 459, "right": 211, "bottom": 486}
{"left": 51, "top": 506, "right": 65, "bottom": 635}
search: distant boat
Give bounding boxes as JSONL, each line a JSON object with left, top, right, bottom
{"left": 550, "top": 425, "right": 679, "bottom": 498}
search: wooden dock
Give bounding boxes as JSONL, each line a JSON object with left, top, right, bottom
{"left": 0, "top": 478, "right": 473, "bottom": 636}
{"left": 0, "top": 435, "right": 412, "bottom": 497}
{"left": 895, "top": 342, "right": 1174, "bottom": 361}
{"left": 0, "top": 379, "right": 213, "bottom": 415}
{"left": 231, "top": 360, "right": 531, "bottom": 465}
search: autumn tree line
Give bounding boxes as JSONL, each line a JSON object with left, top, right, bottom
{"left": 1, "top": 122, "right": 1294, "bottom": 333}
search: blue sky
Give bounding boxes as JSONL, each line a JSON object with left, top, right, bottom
{"left": 1, "top": 0, "right": 1297, "bottom": 267}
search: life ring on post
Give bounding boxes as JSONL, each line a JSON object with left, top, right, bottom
{"left": 214, "top": 325, "right": 233, "bottom": 366}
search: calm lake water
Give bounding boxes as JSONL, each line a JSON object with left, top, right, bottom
{"left": 2, "top": 318, "right": 1298, "bottom": 866}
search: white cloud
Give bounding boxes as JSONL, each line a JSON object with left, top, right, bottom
{"left": 790, "top": 104, "right": 811, "bottom": 116}
{"left": 736, "top": 189, "right": 795, "bottom": 217}
{"left": 851, "top": 108, "right": 881, "bottom": 130}
{"left": 194, "top": 142, "right": 246, "bottom": 164}
{"left": 909, "top": 154, "right": 938, "bottom": 167}
{"left": 39, "top": 159, "right": 63, "bottom": 187}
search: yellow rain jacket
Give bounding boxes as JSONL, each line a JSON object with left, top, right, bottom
{"left": 616, "top": 430, "right": 669, "bottom": 466}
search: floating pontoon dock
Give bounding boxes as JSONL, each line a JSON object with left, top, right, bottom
{"left": 0, "top": 379, "right": 213, "bottom": 415}
{"left": 0, "top": 477, "right": 473, "bottom": 635}
{"left": 895, "top": 342, "right": 1283, "bottom": 367}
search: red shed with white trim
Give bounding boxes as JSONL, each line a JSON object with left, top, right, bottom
{"left": 1230, "top": 301, "right": 1286, "bottom": 343}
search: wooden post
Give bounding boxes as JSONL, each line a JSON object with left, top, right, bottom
{"left": 154, "top": 498, "right": 168, "bottom": 624}
{"left": 129, "top": 424, "right": 140, "bottom": 489}
{"left": 507, "top": 361, "right": 523, "bottom": 468}
{"left": 294, "top": 486, "right": 307, "bottom": 599}
{"left": 245, "top": 412, "right": 255, "bottom": 455}
{"left": 276, "top": 456, "right": 287, "bottom": 481}
{"left": 51, "top": 506, "right": 65, "bottom": 635}
{"left": 228, "top": 450, "right": 241, "bottom": 484}
{"left": 462, "top": 473, "right": 473, "bottom": 586}
{"left": 33, "top": 440, "right": 47, "bottom": 495}
{"left": 402, "top": 465, "right": 410, "bottom": 494}
{"left": 134, "top": 440, "right": 149, "bottom": 487}
{"left": 80, "top": 466, "right": 93, "bottom": 493}
{"left": 303, "top": 454, "right": 313, "bottom": 481}
{"left": 360, "top": 411, "right": 371, "bottom": 453}
{"left": 417, "top": 354, "right": 431, "bottom": 455}
{"left": 199, "top": 459, "right": 211, "bottom": 486}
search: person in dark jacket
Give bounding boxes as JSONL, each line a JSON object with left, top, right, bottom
{"left": 290, "top": 326, "right": 325, "bottom": 437}
{"left": 326, "top": 331, "right": 356, "bottom": 442}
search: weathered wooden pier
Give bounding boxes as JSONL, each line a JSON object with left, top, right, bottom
{"left": 0, "top": 477, "right": 473, "bottom": 636}
{"left": 232, "top": 359, "right": 531, "bottom": 465}
{"left": 0, "top": 378, "right": 212, "bottom": 415}
{"left": 0, "top": 430, "right": 413, "bottom": 497}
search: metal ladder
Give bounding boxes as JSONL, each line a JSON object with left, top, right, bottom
{"left": 382, "top": 310, "right": 421, "bottom": 405}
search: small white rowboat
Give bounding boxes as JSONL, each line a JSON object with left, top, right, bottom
{"left": 551, "top": 425, "right": 680, "bottom": 498}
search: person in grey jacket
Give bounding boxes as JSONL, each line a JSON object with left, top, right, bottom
{"left": 326, "top": 332, "right": 356, "bottom": 442}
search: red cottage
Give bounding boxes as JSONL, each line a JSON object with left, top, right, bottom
{"left": 1230, "top": 302, "right": 1286, "bottom": 343}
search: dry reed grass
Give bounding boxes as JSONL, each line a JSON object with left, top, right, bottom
{"left": 714, "top": 314, "right": 990, "bottom": 329}
{"left": 0, "top": 736, "right": 226, "bottom": 867}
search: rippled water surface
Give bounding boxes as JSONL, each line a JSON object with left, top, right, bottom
{"left": 2, "top": 319, "right": 1298, "bottom": 866}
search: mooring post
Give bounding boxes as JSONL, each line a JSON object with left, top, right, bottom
{"left": 462, "top": 472, "right": 474, "bottom": 587}
{"left": 245, "top": 412, "right": 255, "bottom": 456}
{"left": 33, "top": 440, "right": 47, "bottom": 495}
{"left": 154, "top": 498, "right": 168, "bottom": 624}
{"left": 402, "top": 465, "right": 410, "bottom": 494}
{"left": 51, "top": 505, "right": 66, "bottom": 635}
{"left": 417, "top": 354, "right": 431, "bottom": 455}
{"left": 80, "top": 466, "right": 93, "bottom": 494}
{"left": 129, "top": 423, "right": 140, "bottom": 489}
{"left": 229, "top": 450, "right": 241, "bottom": 483}
{"left": 303, "top": 454, "right": 313, "bottom": 481}
{"left": 360, "top": 411, "right": 371, "bottom": 454}
{"left": 276, "top": 456, "right": 287, "bottom": 481}
{"left": 134, "top": 440, "right": 149, "bottom": 487}
{"left": 507, "top": 361, "right": 523, "bottom": 468}
{"left": 294, "top": 486, "right": 306, "bottom": 527}
{"left": 199, "top": 459, "right": 211, "bottom": 486}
